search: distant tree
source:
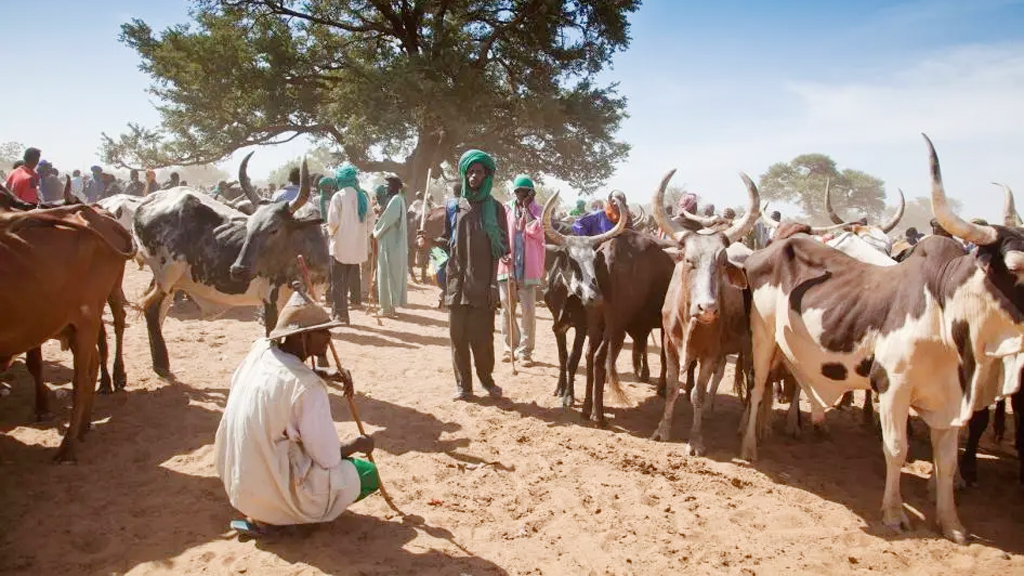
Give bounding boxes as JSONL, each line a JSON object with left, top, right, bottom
{"left": 758, "top": 153, "right": 887, "bottom": 224}
{"left": 1, "top": 141, "right": 25, "bottom": 168}
{"left": 899, "top": 195, "right": 964, "bottom": 236}
{"left": 267, "top": 147, "right": 337, "bottom": 186}
{"left": 101, "top": 0, "right": 638, "bottom": 196}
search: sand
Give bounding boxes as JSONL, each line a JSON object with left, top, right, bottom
{"left": 1, "top": 262, "right": 1021, "bottom": 576}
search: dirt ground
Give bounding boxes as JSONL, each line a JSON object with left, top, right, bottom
{"left": 1, "top": 263, "right": 1022, "bottom": 576}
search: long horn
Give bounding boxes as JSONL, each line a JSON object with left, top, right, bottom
{"left": 723, "top": 173, "right": 761, "bottom": 243}
{"left": 288, "top": 157, "right": 310, "bottom": 214}
{"left": 542, "top": 191, "right": 568, "bottom": 246}
{"left": 994, "top": 182, "right": 1022, "bottom": 227}
{"left": 590, "top": 195, "right": 629, "bottom": 245}
{"left": 759, "top": 202, "right": 780, "bottom": 233}
{"left": 62, "top": 175, "right": 75, "bottom": 204}
{"left": 679, "top": 208, "right": 722, "bottom": 227}
{"left": 925, "top": 134, "right": 997, "bottom": 246}
{"left": 878, "top": 188, "right": 905, "bottom": 233}
{"left": 651, "top": 169, "right": 685, "bottom": 239}
{"left": 238, "top": 151, "right": 260, "bottom": 205}
{"left": 808, "top": 221, "right": 858, "bottom": 235}
{"left": 823, "top": 177, "right": 845, "bottom": 224}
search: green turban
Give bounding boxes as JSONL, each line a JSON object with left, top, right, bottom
{"left": 332, "top": 163, "right": 369, "bottom": 222}
{"left": 458, "top": 149, "right": 507, "bottom": 258}
{"left": 373, "top": 183, "right": 388, "bottom": 206}
{"left": 513, "top": 174, "right": 535, "bottom": 191}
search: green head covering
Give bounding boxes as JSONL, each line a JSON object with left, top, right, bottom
{"left": 373, "top": 183, "right": 388, "bottom": 206}
{"left": 458, "top": 149, "right": 507, "bottom": 258}
{"left": 333, "top": 163, "right": 369, "bottom": 222}
{"left": 512, "top": 174, "right": 535, "bottom": 191}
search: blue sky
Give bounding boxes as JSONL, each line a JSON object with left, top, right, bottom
{"left": 3, "top": 0, "right": 1024, "bottom": 220}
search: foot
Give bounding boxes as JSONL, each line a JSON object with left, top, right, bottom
{"left": 501, "top": 352, "right": 512, "bottom": 363}
{"left": 684, "top": 439, "right": 706, "bottom": 457}
{"left": 517, "top": 355, "right": 534, "bottom": 367}
{"left": 452, "top": 389, "right": 475, "bottom": 401}
{"left": 483, "top": 384, "right": 503, "bottom": 399}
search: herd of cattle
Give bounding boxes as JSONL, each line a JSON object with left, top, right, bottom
{"left": 0, "top": 134, "right": 1020, "bottom": 545}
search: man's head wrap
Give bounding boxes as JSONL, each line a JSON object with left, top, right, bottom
{"left": 678, "top": 192, "right": 698, "bottom": 214}
{"left": 458, "top": 149, "right": 507, "bottom": 258}
{"left": 331, "top": 163, "right": 369, "bottom": 222}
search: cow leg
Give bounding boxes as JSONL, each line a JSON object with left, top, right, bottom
{"left": 26, "top": 348, "right": 52, "bottom": 421}
{"left": 685, "top": 358, "right": 719, "bottom": 457}
{"left": 566, "top": 328, "right": 586, "bottom": 408}
{"left": 97, "top": 322, "right": 112, "bottom": 394}
{"left": 553, "top": 328, "right": 568, "bottom": 398}
{"left": 785, "top": 380, "right": 802, "bottom": 437}
{"left": 862, "top": 390, "right": 876, "bottom": 428}
{"left": 143, "top": 290, "right": 171, "bottom": 377}
{"left": 657, "top": 329, "right": 667, "bottom": 394}
{"left": 650, "top": 340, "right": 682, "bottom": 442}
{"left": 959, "top": 407, "right": 989, "bottom": 487}
{"left": 838, "top": 390, "right": 854, "bottom": 409}
{"left": 705, "top": 359, "right": 727, "bottom": 414}
{"left": 108, "top": 286, "right": 128, "bottom": 391}
{"left": 54, "top": 324, "right": 99, "bottom": 463}
{"left": 581, "top": 329, "right": 600, "bottom": 419}
{"left": 1011, "top": 391, "right": 1023, "bottom": 484}
{"left": 993, "top": 399, "right": 1007, "bottom": 443}
{"left": 931, "top": 426, "right": 967, "bottom": 543}
{"left": 591, "top": 335, "right": 613, "bottom": 428}
{"left": 877, "top": 387, "right": 911, "bottom": 534}
{"left": 741, "top": 339, "right": 775, "bottom": 461}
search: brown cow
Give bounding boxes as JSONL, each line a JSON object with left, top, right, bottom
{"left": 0, "top": 204, "right": 134, "bottom": 461}
{"left": 648, "top": 170, "right": 760, "bottom": 454}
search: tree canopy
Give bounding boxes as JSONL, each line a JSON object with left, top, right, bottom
{"left": 757, "top": 153, "right": 889, "bottom": 224}
{"left": 1, "top": 141, "right": 25, "bottom": 168}
{"left": 102, "top": 0, "right": 639, "bottom": 195}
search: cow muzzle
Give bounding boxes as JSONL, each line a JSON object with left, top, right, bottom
{"left": 691, "top": 301, "right": 719, "bottom": 324}
{"left": 229, "top": 263, "right": 250, "bottom": 280}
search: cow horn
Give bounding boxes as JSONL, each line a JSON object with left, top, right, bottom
{"left": 879, "top": 188, "right": 905, "bottom": 233}
{"left": 542, "top": 191, "right": 568, "bottom": 246}
{"left": 652, "top": 169, "right": 686, "bottom": 239}
{"left": 824, "top": 178, "right": 846, "bottom": 225}
{"left": 994, "top": 182, "right": 1022, "bottom": 227}
{"left": 589, "top": 195, "right": 629, "bottom": 245}
{"left": 808, "top": 221, "right": 858, "bottom": 235}
{"left": 238, "top": 151, "right": 260, "bottom": 205}
{"left": 679, "top": 208, "right": 722, "bottom": 227}
{"left": 289, "top": 157, "right": 310, "bottom": 214}
{"left": 925, "top": 134, "right": 997, "bottom": 246}
{"left": 62, "top": 175, "right": 75, "bottom": 204}
{"left": 723, "top": 173, "right": 761, "bottom": 243}
{"left": 759, "top": 202, "right": 780, "bottom": 233}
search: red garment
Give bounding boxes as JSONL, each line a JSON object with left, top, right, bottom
{"left": 4, "top": 166, "right": 40, "bottom": 204}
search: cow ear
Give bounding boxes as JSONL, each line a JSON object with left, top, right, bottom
{"left": 662, "top": 247, "right": 685, "bottom": 261}
{"left": 724, "top": 262, "right": 748, "bottom": 289}
{"left": 545, "top": 244, "right": 563, "bottom": 254}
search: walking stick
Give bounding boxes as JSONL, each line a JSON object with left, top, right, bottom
{"left": 297, "top": 255, "right": 402, "bottom": 515}
{"left": 506, "top": 274, "right": 518, "bottom": 375}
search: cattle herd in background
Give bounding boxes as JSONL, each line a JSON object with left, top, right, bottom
{"left": 0, "top": 134, "right": 1020, "bottom": 544}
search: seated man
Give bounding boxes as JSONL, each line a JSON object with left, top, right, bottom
{"left": 215, "top": 289, "right": 379, "bottom": 536}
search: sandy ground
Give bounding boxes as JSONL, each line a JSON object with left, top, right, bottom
{"left": 1, "top": 262, "right": 1022, "bottom": 576}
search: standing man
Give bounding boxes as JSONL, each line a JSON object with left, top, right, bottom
{"left": 418, "top": 150, "right": 509, "bottom": 401}
{"left": 371, "top": 175, "right": 408, "bottom": 318}
{"left": 326, "top": 164, "right": 372, "bottom": 325}
{"left": 84, "top": 165, "right": 106, "bottom": 202}
{"left": 145, "top": 170, "right": 160, "bottom": 195}
{"left": 124, "top": 169, "right": 145, "bottom": 196}
{"left": 274, "top": 167, "right": 302, "bottom": 203}
{"left": 572, "top": 190, "right": 632, "bottom": 236}
{"left": 497, "top": 175, "right": 544, "bottom": 366}
{"left": 70, "top": 169, "right": 85, "bottom": 201}
{"left": 215, "top": 289, "right": 379, "bottom": 535}
{"left": 4, "top": 147, "right": 41, "bottom": 204}
{"left": 37, "top": 161, "right": 65, "bottom": 203}
{"left": 162, "top": 171, "right": 181, "bottom": 190}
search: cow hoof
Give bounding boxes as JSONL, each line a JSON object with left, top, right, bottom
{"left": 592, "top": 415, "right": 608, "bottom": 428}
{"left": 153, "top": 365, "right": 171, "bottom": 378}
{"left": 650, "top": 428, "right": 669, "bottom": 442}
{"left": 942, "top": 525, "right": 968, "bottom": 545}
{"left": 52, "top": 446, "right": 77, "bottom": 464}
{"left": 684, "top": 441, "right": 705, "bottom": 457}
{"left": 561, "top": 395, "right": 574, "bottom": 410}
{"left": 740, "top": 443, "right": 757, "bottom": 462}
{"left": 882, "top": 510, "right": 911, "bottom": 534}
{"left": 98, "top": 385, "right": 113, "bottom": 395}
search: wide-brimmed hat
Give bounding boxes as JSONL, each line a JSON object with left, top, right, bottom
{"left": 268, "top": 290, "right": 344, "bottom": 339}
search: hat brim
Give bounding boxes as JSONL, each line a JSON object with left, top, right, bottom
{"left": 268, "top": 319, "right": 346, "bottom": 340}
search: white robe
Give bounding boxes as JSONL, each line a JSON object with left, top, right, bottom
{"left": 214, "top": 339, "right": 361, "bottom": 525}
{"left": 327, "top": 187, "right": 372, "bottom": 265}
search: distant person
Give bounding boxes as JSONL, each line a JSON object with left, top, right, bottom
{"left": 37, "top": 161, "right": 65, "bottom": 203}
{"left": 124, "top": 169, "right": 145, "bottom": 196}
{"left": 722, "top": 207, "right": 737, "bottom": 220}
{"left": 101, "top": 173, "right": 122, "bottom": 198}
{"left": 325, "top": 164, "right": 372, "bottom": 324}
{"left": 498, "top": 175, "right": 544, "bottom": 366}
{"left": 214, "top": 290, "right": 378, "bottom": 537}
{"left": 84, "top": 165, "right": 106, "bottom": 202}
{"left": 145, "top": 170, "right": 160, "bottom": 195}
{"left": 371, "top": 174, "right": 408, "bottom": 318}
{"left": 905, "top": 227, "right": 923, "bottom": 246}
{"left": 273, "top": 167, "right": 302, "bottom": 203}
{"left": 671, "top": 193, "right": 702, "bottom": 232}
{"left": 572, "top": 190, "right": 630, "bottom": 236}
{"left": 569, "top": 199, "right": 586, "bottom": 216}
{"left": 70, "top": 169, "right": 85, "bottom": 201}
{"left": 162, "top": 171, "right": 180, "bottom": 189}
{"left": 4, "top": 147, "right": 42, "bottom": 204}
{"left": 701, "top": 203, "right": 715, "bottom": 217}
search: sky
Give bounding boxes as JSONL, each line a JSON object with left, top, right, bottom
{"left": 2, "top": 0, "right": 1024, "bottom": 221}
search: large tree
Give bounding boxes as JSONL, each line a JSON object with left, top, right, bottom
{"left": 757, "top": 153, "right": 888, "bottom": 224}
{"left": 1, "top": 141, "right": 24, "bottom": 168}
{"left": 102, "top": 0, "right": 638, "bottom": 195}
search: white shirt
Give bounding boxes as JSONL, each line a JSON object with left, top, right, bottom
{"left": 326, "top": 187, "right": 372, "bottom": 265}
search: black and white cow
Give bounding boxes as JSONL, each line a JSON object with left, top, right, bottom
{"left": 134, "top": 154, "right": 330, "bottom": 375}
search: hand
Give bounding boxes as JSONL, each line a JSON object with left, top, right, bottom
{"left": 352, "top": 435, "right": 374, "bottom": 456}
{"left": 315, "top": 367, "right": 355, "bottom": 397}
{"left": 500, "top": 255, "right": 511, "bottom": 266}
{"left": 416, "top": 231, "right": 427, "bottom": 248}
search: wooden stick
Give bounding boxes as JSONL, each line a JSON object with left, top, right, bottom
{"left": 297, "top": 255, "right": 402, "bottom": 514}
{"left": 506, "top": 277, "right": 518, "bottom": 375}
